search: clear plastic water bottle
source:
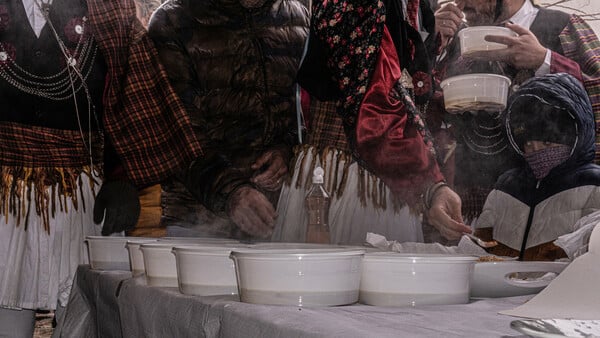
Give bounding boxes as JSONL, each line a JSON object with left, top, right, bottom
{"left": 305, "top": 166, "right": 331, "bottom": 244}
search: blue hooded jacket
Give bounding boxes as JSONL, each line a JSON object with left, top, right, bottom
{"left": 477, "top": 73, "right": 600, "bottom": 259}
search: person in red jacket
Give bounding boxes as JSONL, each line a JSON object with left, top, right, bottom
{"left": 273, "top": 0, "right": 470, "bottom": 245}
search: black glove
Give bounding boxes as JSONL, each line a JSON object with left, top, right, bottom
{"left": 93, "top": 180, "right": 141, "bottom": 236}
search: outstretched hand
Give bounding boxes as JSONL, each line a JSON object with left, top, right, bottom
{"left": 426, "top": 185, "right": 471, "bottom": 240}
{"left": 93, "top": 180, "right": 141, "bottom": 236}
{"left": 228, "top": 186, "right": 276, "bottom": 238}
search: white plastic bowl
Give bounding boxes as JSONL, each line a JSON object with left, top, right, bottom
{"left": 140, "top": 242, "right": 180, "bottom": 287}
{"left": 458, "top": 26, "right": 518, "bottom": 55}
{"left": 172, "top": 245, "right": 248, "bottom": 296}
{"left": 359, "top": 253, "right": 478, "bottom": 306}
{"left": 231, "top": 248, "right": 365, "bottom": 307}
{"left": 86, "top": 236, "right": 144, "bottom": 271}
{"left": 126, "top": 239, "right": 159, "bottom": 275}
{"left": 440, "top": 73, "right": 511, "bottom": 114}
{"left": 141, "top": 238, "right": 241, "bottom": 287}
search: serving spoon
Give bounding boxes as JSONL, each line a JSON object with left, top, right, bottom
{"left": 463, "top": 232, "right": 498, "bottom": 248}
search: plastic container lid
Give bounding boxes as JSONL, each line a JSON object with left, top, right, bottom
{"left": 363, "top": 252, "right": 478, "bottom": 263}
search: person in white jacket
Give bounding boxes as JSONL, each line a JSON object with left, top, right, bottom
{"left": 474, "top": 73, "right": 600, "bottom": 261}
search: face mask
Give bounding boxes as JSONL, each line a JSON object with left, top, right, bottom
{"left": 523, "top": 145, "right": 571, "bottom": 180}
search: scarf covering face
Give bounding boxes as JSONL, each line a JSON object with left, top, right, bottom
{"left": 524, "top": 144, "right": 571, "bottom": 180}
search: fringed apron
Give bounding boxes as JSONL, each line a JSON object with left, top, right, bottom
{"left": 273, "top": 146, "right": 423, "bottom": 245}
{"left": 272, "top": 98, "right": 423, "bottom": 245}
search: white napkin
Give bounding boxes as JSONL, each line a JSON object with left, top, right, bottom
{"left": 501, "top": 224, "right": 600, "bottom": 319}
{"left": 365, "top": 232, "right": 489, "bottom": 256}
{"left": 554, "top": 211, "right": 600, "bottom": 260}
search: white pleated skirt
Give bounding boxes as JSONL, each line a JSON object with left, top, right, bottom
{"left": 273, "top": 147, "right": 423, "bottom": 245}
{"left": 0, "top": 175, "right": 102, "bottom": 310}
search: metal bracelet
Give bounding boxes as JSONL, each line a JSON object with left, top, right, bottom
{"left": 424, "top": 181, "right": 449, "bottom": 210}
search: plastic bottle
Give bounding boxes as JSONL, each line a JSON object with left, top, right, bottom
{"left": 305, "top": 166, "right": 331, "bottom": 244}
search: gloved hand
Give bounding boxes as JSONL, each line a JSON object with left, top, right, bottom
{"left": 227, "top": 186, "right": 276, "bottom": 238}
{"left": 93, "top": 180, "right": 141, "bottom": 236}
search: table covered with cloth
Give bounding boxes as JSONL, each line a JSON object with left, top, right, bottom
{"left": 55, "top": 265, "right": 532, "bottom": 337}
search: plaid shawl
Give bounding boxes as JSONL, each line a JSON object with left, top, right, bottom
{"left": 0, "top": 125, "right": 102, "bottom": 230}
{"left": 559, "top": 15, "right": 600, "bottom": 162}
{"left": 87, "top": 0, "right": 202, "bottom": 188}
{"left": 0, "top": 0, "right": 201, "bottom": 230}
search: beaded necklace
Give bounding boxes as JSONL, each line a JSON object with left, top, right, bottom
{"left": 462, "top": 112, "right": 508, "bottom": 155}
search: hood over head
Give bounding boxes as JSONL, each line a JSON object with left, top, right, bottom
{"left": 504, "top": 73, "right": 595, "bottom": 173}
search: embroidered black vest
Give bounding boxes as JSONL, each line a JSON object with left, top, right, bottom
{"left": 0, "top": 0, "right": 108, "bottom": 230}
{"left": 0, "top": 0, "right": 106, "bottom": 131}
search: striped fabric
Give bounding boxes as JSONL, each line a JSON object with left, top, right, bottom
{"left": 86, "top": 0, "right": 202, "bottom": 188}
{"left": 559, "top": 15, "right": 600, "bottom": 162}
{"left": 307, "top": 99, "right": 350, "bottom": 153}
{"left": 0, "top": 122, "right": 102, "bottom": 168}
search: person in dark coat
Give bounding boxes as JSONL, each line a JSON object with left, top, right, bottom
{"left": 148, "top": 0, "right": 310, "bottom": 239}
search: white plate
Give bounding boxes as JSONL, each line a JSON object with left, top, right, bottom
{"left": 470, "top": 261, "right": 568, "bottom": 298}
{"left": 511, "top": 319, "right": 600, "bottom": 337}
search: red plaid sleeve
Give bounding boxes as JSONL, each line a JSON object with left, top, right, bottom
{"left": 87, "top": 0, "right": 202, "bottom": 187}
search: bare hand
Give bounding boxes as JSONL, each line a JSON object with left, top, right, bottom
{"left": 468, "top": 23, "right": 547, "bottom": 70}
{"left": 251, "top": 149, "right": 288, "bottom": 191}
{"left": 426, "top": 185, "right": 471, "bottom": 240}
{"left": 434, "top": 2, "right": 464, "bottom": 49}
{"left": 228, "top": 186, "right": 277, "bottom": 238}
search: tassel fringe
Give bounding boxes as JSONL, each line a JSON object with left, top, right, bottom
{"left": 0, "top": 166, "right": 100, "bottom": 232}
{"left": 290, "top": 145, "right": 405, "bottom": 210}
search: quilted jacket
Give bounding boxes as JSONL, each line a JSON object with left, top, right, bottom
{"left": 148, "top": 0, "right": 309, "bottom": 236}
{"left": 477, "top": 74, "right": 600, "bottom": 259}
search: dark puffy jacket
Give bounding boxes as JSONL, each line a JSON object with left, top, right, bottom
{"left": 478, "top": 73, "right": 600, "bottom": 259}
{"left": 148, "top": 0, "right": 309, "bottom": 237}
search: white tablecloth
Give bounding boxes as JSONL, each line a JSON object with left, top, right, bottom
{"left": 56, "top": 265, "right": 531, "bottom": 338}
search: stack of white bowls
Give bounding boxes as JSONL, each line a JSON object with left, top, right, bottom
{"left": 89, "top": 235, "right": 485, "bottom": 308}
